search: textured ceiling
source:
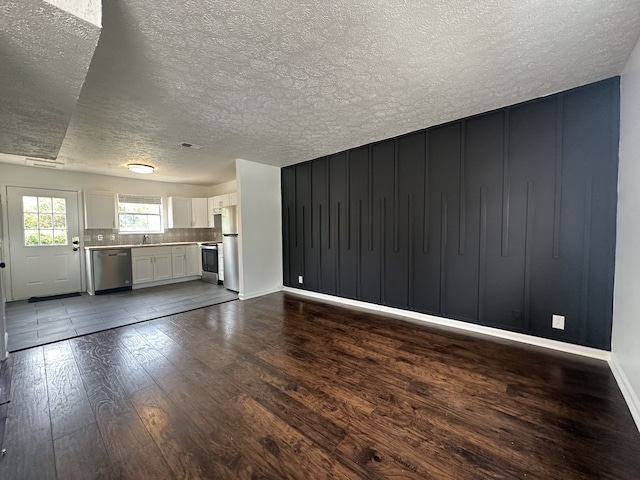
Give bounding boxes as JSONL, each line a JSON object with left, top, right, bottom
{"left": 1, "top": 0, "right": 640, "bottom": 186}
{"left": 0, "top": 0, "right": 100, "bottom": 159}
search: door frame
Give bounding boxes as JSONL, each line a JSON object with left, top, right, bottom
{"left": 1, "top": 183, "right": 86, "bottom": 302}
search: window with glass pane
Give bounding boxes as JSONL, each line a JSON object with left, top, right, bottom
{"left": 23, "top": 196, "right": 68, "bottom": 246}
{"left": 117, "top": 194, "right": 163, "bottom": 233}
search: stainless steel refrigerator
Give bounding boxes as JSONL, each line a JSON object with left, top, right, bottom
{"left": 221, "top": 205, "right": 239, "bottom": 292}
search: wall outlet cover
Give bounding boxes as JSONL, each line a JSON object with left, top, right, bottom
{"left": 97, "top": 234, "right": 104, "bottom": 241}
{"left": 552, "top": 314, "right": 565, "bottom": 330}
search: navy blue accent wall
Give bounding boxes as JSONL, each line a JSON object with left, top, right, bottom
{"left": 282, "top": 78, "right": 620, "bottom": 350}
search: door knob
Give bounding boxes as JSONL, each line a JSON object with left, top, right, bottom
{"left": 0, "top": 262, "right": 5, "bottom": 268}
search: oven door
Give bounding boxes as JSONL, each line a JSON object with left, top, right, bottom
{"left": 201, "top": 245, "right": 219, "bottom": 284}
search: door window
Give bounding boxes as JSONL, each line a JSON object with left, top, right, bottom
{"left": 22, "top": 196, "right": 68, "bottom": 246}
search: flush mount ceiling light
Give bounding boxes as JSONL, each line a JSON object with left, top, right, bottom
{"left": 127, "top": 163, "right": 154, "bottom": 174}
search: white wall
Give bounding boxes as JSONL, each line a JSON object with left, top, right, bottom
{"left": 235, "top": 159, "right": 282, "bottom": 300}
{"left": 612, "top": 35, "right": 640, "bottom": 430}
{"left": 209, "top": 180, "right": 237, "bottom": 196}
{"left": 0, "top": 163, "right": 213, "bottom": 229}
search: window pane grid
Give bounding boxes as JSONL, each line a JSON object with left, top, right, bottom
{"left": 23, "top": 196, "right": 68, "bottom": 246}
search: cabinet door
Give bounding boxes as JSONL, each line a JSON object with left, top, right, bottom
{"left": 192, "top": 198, "right": 208, "bottom": 228}
{"left": 172, "top": 253, "right": 186, "bottom": 278}
{"left": 207, "top": 197, "right": 216, "bottom": 227}
{"left": 168, "top": 197, "right": 192, "bottom": 228}
{"left": 186, "top": 245, "right": 200, "bottom": 276}
{"left": 217, "top": 194, "right": 230, "bottom": 208}
{"left": 132, "top": 256, "right": 153, "bottom": 284}
{"left": 228, "top": 192, "right": 237, "bottom": 206}
{"left": 217, "top": 247, "right": 224, "bottom": 281}
{"left": 154, "top": 254, "right": 173, "bottom": 281}
{"left": 84, "top": 191, "right": 116, "bottom": 229}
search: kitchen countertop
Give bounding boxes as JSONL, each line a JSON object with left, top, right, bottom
{"left": 84, "top": 241, "right": 215, "bottom": 251}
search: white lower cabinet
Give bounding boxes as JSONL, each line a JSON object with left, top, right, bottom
{"left": 172, "top": 245, "right": 200, "bottom": 279}
{"left": 186, "top": 245, "right": 200, "bottom": 276}
{"left": 172, "top": 246, "right": 187, "bottom": 278}
{"left": 132, "top": 247, "right": 172, "bottom": 284}
{"left": 132, "top": 244, "right": 201, "bottom": 287}
{"left": 154, "top": 253, "right": 173, "bottom": 281}
{"left": 132, "top": 255, "right": 153, "bottom": 284}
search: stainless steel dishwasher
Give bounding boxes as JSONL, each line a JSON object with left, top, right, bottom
{"left": 92, "top": 248, "right": 133, "bottom": 294}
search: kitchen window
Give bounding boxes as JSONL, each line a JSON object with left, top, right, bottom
{"left": 117, "top": 194, "right": 163, "bottom": 233}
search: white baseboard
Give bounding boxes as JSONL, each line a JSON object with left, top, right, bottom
{"left": 282, "top": 287, "right": 611, "bottom": 361}
{"left": 239, "top": 286, "right": 282, "bottom": 301}
{"left": 609, "top": 354, "right": 640, "bottom": 432}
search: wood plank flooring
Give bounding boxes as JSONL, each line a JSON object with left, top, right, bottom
{"left": 5, "top": 280, "right": 238, "bottom": 351}
{"left": 0, "top": 292, "right": 638, "bottom": 479}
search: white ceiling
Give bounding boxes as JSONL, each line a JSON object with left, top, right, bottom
{"left": 1, "top": 0, "right": 640, "bottom": 186}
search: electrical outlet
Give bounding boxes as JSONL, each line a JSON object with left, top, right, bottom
{"left": 97, "top": 234, "right": 104, "bottom": 241}
{"left": 298, "top": 275, "right": 303, "bottom": 284}
{"left": 110, "top": 234, "right": 116, "bottom": 241}
{"left": 552, "top": 314, "right": 565, "bottom": 330}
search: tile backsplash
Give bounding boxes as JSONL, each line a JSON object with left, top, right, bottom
{"left": 84, "top": 228, "right": 221, "bottom": 246}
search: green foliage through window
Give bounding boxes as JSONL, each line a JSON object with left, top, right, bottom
{"left": 23, "top": 196, "right": 68, "bottom": 246}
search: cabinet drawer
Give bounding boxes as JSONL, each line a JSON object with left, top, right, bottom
{"left": 131, "top": 246, "right": 172, "bottom": 257}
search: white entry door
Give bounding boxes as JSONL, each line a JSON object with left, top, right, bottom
{"left": 7, "top": 186, "right": 82, "bottom": 300}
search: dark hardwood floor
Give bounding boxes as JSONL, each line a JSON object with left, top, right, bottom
{"left": 0, "top": 292, "right": 638, "bottom": 479}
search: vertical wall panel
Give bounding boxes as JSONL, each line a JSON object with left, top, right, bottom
{"left": 294, "top": 163, "right": 310, "bottom": 289}
{"left": 362, "top": 140, "right": 394, "bottom": 304}
{"left": 310, "top": 158, "right": 328, "bottom": 292}
{"left": 318, "top": 157, "right": 337, "bottom": 295}
{"left": 281, "top": 166, "right": 296, "bottom": 287}
{"left": 303, "top": 159, "right": 324, "bottom": 292}
{"left": 386, "top": 131, "right": 424, "bottom": 309}
{"left": 428, "top": 122, "right": 479, "bottom": 319}
{"left": 281, "top": 77, "right": 620, "bottom": 350}
{"left": 349, "top": 147, "right": 369, "bottom": 301}
{"left": 561, "top": 80, "right": 618, "bottom": 349}
{"left": 413, "top": 130, "right": 441, "bottom": 315}
{"left": 330, "top": 152, "right": 357, "bottom": 298}
{"left": 466, "top": 111, "right": 523, "bottom": 329}
{"left": 509, "top": 98, "right": 557, "bottom": 338}
{"left": 501, "top": 109, "right": 511, "bottom": 257}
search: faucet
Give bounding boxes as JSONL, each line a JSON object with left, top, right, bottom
{"left": 142, "top": 234, "right": 149, "bottom": 244}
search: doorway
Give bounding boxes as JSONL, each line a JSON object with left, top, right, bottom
{"left": 6, "top": 186, "right": 82, "bottom": 300}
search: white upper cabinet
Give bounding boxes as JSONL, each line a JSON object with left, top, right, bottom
{"left": 208, "top": 192, "right": 237, "bottom": 216}
{"left": 168, "top": 197, "right": 192, "bottom": 228}
{"left": 84, "top": 191, "right": 117, "bottom": 229}
{"left": 169, "top": 197, "right": 211, "bottom": 228}
{"left": 191, "top": 198, "right": 208, "bottom": 228}
{"left": 207, "top": 192, "right": 237, "bottom": 227}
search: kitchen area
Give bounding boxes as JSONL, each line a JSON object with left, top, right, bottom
{"left": 84, "top": 190, "right": 239, "bottom": 294}
{"left": 1, "top": 186, "right": 241, "bottom": 352}
{"left": 0, "top": 158, "right": 283, "bottom": 355}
